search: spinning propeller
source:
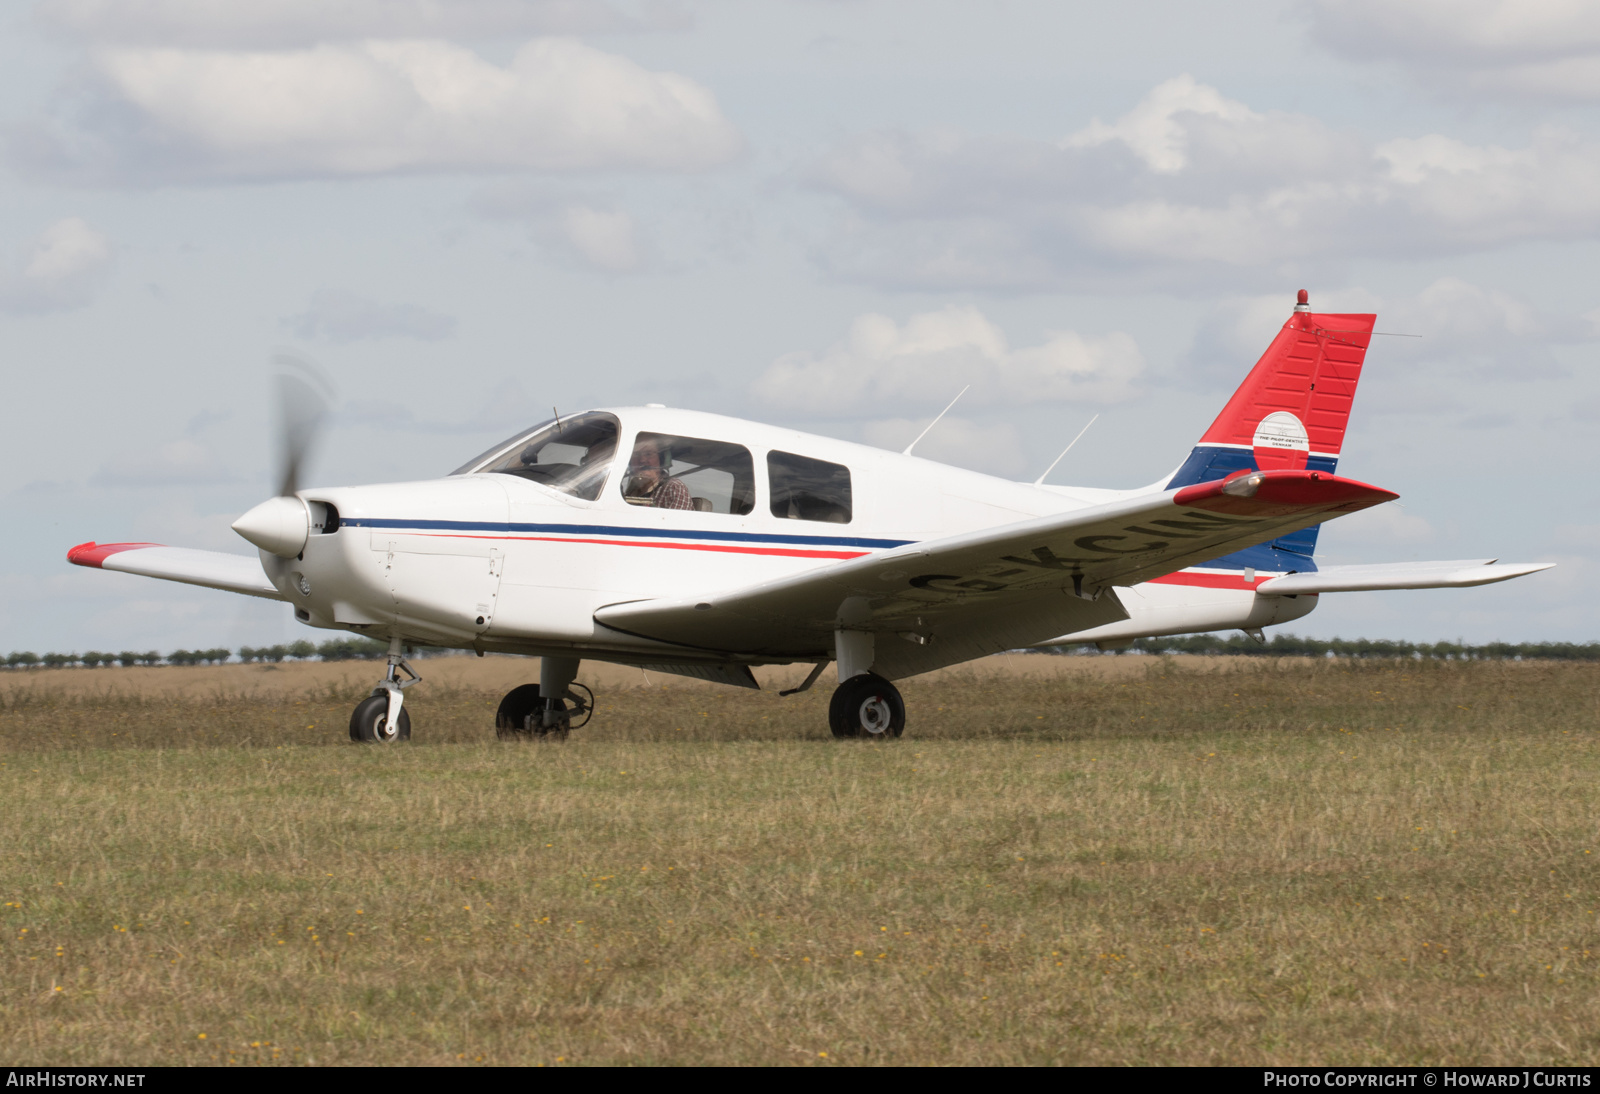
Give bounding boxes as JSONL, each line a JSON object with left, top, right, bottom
{"left": 231, "top": 354, "right": 333, "bottom": 559}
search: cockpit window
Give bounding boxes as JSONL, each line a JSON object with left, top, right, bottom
{"left": 768, "top": 450, "right": 851, "bottom": 523}
{"left": 448, "top": 420, "right": 554, "bottom": 477}
{"left": 466, "top": 413, "right": 620, "bottom": 502}
{"left": 622, "top": 432, "right": 755, "bottom": 514}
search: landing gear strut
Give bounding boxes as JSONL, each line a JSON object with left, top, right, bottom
{"left": 350, "top": 637, "right": 420, "bottom": 743}
{"left": 495, "top": 657, "right": 593, "bottom": 740}
{"left": 826, "top": 626, "right": 905, "bottom": 738}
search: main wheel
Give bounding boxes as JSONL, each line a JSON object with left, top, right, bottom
{"left": 828, "top": 673, "right": 905, "bottom": 739}
{"left": 349, "top": 693, "right": 411, "bottom": 743}
{"left": 494, "top": 684, "right": 569, "bottom": 740}
{"left": 495, "top": 684, "right": 543, "bottom": 740}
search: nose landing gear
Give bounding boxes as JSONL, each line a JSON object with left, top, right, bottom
{"left": 349, "top": 637, "right": 420, "bottom": 743}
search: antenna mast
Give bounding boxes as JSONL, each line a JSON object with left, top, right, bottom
{"left": 1032, "top": 413, "right": 1099, "bottom": 485}
{"left": 902, "top": 386, "right": 970, "bottom": 456}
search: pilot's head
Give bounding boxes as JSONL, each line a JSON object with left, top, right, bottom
{"left": 628, "top": 440, "right": 673, "bottom": 495}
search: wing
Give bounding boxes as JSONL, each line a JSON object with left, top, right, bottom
{"left": 67, "top": 541, "right": 286, "bottom": 601}
{"left": 1256, "top": 558, "right": 1554, "bottom": 595}
{"left": 595, "top": 468, "right": 1395, "bottom": 679}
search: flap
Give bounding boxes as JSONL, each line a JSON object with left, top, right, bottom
{"left": 639, "top": 662, "right": 762, "bottom": 690}
{"left": 68, "top": 542, "right": 286, "bottom": 601}
{"left": 595, "top": 468, "right": 1395, "bottom": 678}
{"left": 1256, "top": 559, "right": 1555, "bottom": 595}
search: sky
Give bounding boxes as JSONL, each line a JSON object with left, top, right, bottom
{"left": 4, "top": 0, "right": 1599, "bottom": 655}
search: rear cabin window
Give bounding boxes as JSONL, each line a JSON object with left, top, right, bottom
{"left": 768, "top": 451, "right": 852, "bottom": 524}
{"left": 622, "top": 432, "right": 755, "bottom": 515}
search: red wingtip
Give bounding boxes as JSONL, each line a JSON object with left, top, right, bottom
{"left": 1175, "top": 469, "right": 1397, "bottom": 517}
{"left": 67, "top": 541, "right": 164, "bottom": 568}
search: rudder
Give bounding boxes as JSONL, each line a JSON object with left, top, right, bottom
{"left": 1168, "top": 291, "right": 1376, "bottom": 567}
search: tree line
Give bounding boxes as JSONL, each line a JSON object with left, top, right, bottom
{"left": 1052, "top": 633, "right": 1600, "bottom": 661}
{"left": 6, "top": 633, "right": 1599, "bottom": 668}
{"left": 3, "top": 637, "right": 394, "bottom": 668}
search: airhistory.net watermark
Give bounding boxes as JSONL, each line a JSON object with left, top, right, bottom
{"left": 5, "top": 1075, "right": 145, "bottom": 1087}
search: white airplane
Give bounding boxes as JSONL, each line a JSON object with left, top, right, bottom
{"left": 68, "top": 291, "right": 1552, "bottom": 743}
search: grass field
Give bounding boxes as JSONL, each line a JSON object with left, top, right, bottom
{"left": 1, "top": 654, "right": 1597, "bottom": 1066}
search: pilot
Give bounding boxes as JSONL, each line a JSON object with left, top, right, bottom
{"left": 627, "top": 440, "right": 692, "bottom": 510}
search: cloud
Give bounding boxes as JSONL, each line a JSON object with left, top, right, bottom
{"left": 752, "top": 306, "right": 1145, "bottom": 415}
{"left": 1323, "top": 500, "right": 1437, "bottom": 547}
{"left": 340, "top": 379, "right": 552, "bottom": 435}
{"left": 22, "top": 37, "right": 741, "bottom": 182}
{"left": 1180, "top": 278, "right": 1594, "bottom": 392}
{"left": 1306, "top": 0, "right": 1600, "bottom": 100}
{"left": 474, "top": 184, "right": 649, "bottom": 272}
{"left": 91, "top": 438, "right": 236, "bottom": 488}
{"left": 34, "top": 0, "right": 692, "bottom": 48}
{"left": 0, "top": 217, "right": 113, "bottom": 313}
{"left": 556, "top": 204, "right": 644, "bottom": 272}
{"left": 809, "top": 75, "right": 1600, "bottom": 291}
{"left": 286, "top": 289, "right": 457, "bottom": 342}
{"left": 858, "top": 416, "right": 1029, "bottom": 478}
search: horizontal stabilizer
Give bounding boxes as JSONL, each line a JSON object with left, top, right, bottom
{"left": 67, "top": 542, "right": 285, "bottom": 601}
{"left": 1255, "top": 559, "right": 1554, "bottom": 596}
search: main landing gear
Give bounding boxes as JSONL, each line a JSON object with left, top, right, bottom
{"left": 496, "top": 656, "right": 593, "bottom": 741}
{"left": 828, "top": 672, "right": 905, "bottom": 738}
{"left": 349, "top": 637, "right": 420, "bottom": 743}
{"left": 824, "top": 625, "right": 905, "bottom": 739}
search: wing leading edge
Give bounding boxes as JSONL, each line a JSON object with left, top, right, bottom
{"left": 67, "top": 542, "right": 285, "bottom": 601}
{"left": 595, "top": 468, "right": 1397, "bottom": 679}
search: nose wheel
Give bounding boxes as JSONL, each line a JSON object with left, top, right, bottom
{"left": 828, "top": 672, "right": 905, "bottom": 739}
{"left": 349, "top": 638, "right": 420, "bottom": 744}
{"left": 349, "top": 693, "right": 412, "bottom": 742}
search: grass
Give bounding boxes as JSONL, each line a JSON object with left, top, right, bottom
{"left": 1, "top": 655, "right": 1597, "bottom": 1065}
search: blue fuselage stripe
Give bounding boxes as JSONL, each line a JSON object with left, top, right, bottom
{"left": 342, "top": 518, "right": 913, "bottom": 550}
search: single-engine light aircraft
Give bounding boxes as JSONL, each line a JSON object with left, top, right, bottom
{"left": 69, "top": 291, "right": 1552, "bottom": 742}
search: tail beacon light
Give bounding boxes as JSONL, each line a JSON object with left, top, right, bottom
{"left": 232, "top": 496, "right": 310, "bottom": 558}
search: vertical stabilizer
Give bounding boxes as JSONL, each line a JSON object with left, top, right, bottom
{"left": 1167, "top": 291, "right": 1376, "bottom": 568}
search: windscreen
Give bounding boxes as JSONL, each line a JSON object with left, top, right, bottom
{"left": 466, "top": 413, "right": 620, "bottom": 501}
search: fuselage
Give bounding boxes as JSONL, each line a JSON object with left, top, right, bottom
{"left": 268, "top": 406, "right": 1315, "bottom": 667}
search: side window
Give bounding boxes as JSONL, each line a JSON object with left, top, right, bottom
{"left": 769, "top": 451, "right": 852, "bottom": 524}
{"left": 622, "top": 432, "right": 756, "bottom": 515}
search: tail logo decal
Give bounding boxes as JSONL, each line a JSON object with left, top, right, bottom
{"left": 1251, "top": 411, "right": 1310, "bottom": 472}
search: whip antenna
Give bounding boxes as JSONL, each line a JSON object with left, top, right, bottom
{"left": 902, "top": 385, "right": 969, "bottom": 456}
{"left": 1032, "top": 413, "right": 1099, "bottom": 486}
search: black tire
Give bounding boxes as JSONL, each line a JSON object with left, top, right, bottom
{"left": 828, "top": 673, "right": 905, "bottom": 739}
{"left": 494, "top": 684, "right": 568, "bottom": 741}
{"left": 349, "top": 693, "right": 412, "bottom": 743}
{"left": 495, "top": 684, "right": 543, "bottom": 740}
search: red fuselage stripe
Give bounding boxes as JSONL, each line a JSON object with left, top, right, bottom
{"left": 1146, "top": 572, "right": 1265, "bottom": 589}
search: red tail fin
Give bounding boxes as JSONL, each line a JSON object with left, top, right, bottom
{"left": 1166, "top": 291, "right": 1377, "bottom": 565}
{"left": 1171, "top": 293, "right": 1376, "bottom": 487}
